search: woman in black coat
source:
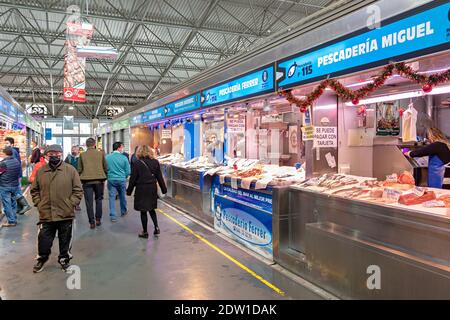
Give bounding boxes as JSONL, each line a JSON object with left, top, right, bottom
{"left": 126, "top": 145, "right": 167, "bottom": 238}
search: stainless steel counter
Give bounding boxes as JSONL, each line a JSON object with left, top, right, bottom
{"left": 163, "top": 165, "right": 214, "bottom": 226}
{"left": 274, "top": 187, "right": 450, "bottom": 299}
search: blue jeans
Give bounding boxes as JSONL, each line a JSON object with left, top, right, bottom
{"left": 0, "top": 186, "right": 18, "bottom": 224}
{"left": 108, "top": 180, "right": 127, "bottom": 219}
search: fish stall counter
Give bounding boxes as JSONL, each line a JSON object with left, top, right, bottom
{"left": 274, "top": 173, "right": 450, "bottom": 299}
{"left": 208, "top": 161, "right": 305, "bottom": 260}
{"left": 157, "top": 153, "right": 185, "bottom": 198}
{"left": 162, "top": 156, "right": 218, "bottom": 226}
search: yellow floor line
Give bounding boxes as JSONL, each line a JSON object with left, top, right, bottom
{"left": 157, "top": 208, "right": 286, "bottom": 297}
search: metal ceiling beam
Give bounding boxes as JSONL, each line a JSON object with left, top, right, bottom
{"left": 147, "top": 0, "right": 221, "bottom": 99}
{"left": 0, "top": 50, "right": 203, "bottom": 73}
{"left": 0, "top": 1, "right": 261, "bottom": 37}
{"left": 0, "top": 27, "right": 237, "bottom": 57}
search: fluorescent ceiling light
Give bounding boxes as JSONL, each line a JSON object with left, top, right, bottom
{"left": 345, "top": 85, "right": 450, "bottom": 106}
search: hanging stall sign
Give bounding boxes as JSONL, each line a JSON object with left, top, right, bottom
{"left": 142, "top": 107, "right": 165, "bottom": 123}
{"left": 131, "top": 114, "right": 142, "bottom": 126}
{"left": 76, "top": 46, "right": 118, "bottom": 60}
{"left": 63, "top": 116, "right": 74, "bottom": 130}
{"left": 45, "top": 128, "right": 52, "bottom": 141}
{"left": 17, "top": 111, "right": 26, "bottom": 125}
{"left": 164, "top": 93, "right": 201, "bottom": 117}
{"left": 64, "top": 19, "right": 93, "bottom": 102}
{"left": 277, "top": 1, "right": 450, "bottom": 90}
{"left": 226, "top": 118, "right": 246, "bottom": 133}
{"left": 201, "top": 65, "right": 275, "bottom": 108}
{"left": 313, "top": 126, "right": 337, "bottom": 148}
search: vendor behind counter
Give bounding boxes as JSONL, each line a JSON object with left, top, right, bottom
{"left": 405, "top": 127, "right": 450, "bottom": 189}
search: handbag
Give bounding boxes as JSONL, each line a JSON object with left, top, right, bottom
{"left": 139, "top": 160, "right": 165, "bottom": 198}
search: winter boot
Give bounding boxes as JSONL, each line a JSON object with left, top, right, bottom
{"left": 17, "top": 196, "right": 32, "bottom": 215}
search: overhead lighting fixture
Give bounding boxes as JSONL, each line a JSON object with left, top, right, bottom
{"left": 345, "top": 85, "right": 450, "bottom": 106}
{"left": 69, "top": 106, "right": 74, "bottom": 110}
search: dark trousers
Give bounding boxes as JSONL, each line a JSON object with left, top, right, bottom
{"left": 83, "top": 183, "right": 104, "bottom": 224}
{"left": 140, "top": 210, "right": 158, "bottom": 233}
{"left": 37, "top": 220, "right": 73, "bottom": 264}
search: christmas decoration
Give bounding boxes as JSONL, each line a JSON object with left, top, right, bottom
{"left": 422, "top": 83, "right": 433, "bottom": 93}
{"left": 279, "top": 63, "right": 450, "bottom": 112}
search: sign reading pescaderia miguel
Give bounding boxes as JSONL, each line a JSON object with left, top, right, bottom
{"left": 64, "top": 19, "right": 93, "bottom": 103}
{"left": 277, "top": 1, "right": 450, "bottom": 90}
{"left": 201, "top": 65, "right": 275, "bottom": 108}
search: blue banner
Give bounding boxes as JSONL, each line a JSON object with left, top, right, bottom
{"left": 213, "top": 193, "right": 273, "bottom": 259}
{"left": 277, "top": 1, "right": 450, "bottom": 89}
{"left": 0, "top": 97, "right": 4, "bottom": 114}
{"left": 131, "top": 114, "right": 142, "bottom": 126}
{"left": 165, "top": 93, "right": 201, "bottom": 117}
{"left": 45, "top": 128, "right": 52, "bottom": 141}
{"left": 141, "top": 107, "right": 165, "bottom": 123}
{"left": 17, "top": 111, "right": 26, "bottom": 125}
{"left": 201, "top": 65, "right": 275, "bottom": 107}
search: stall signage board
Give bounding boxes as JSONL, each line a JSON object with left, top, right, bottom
{"left": 112, "top": 121, "right": 121, "bottom": 131}
{"left": 119, "top": 119, "right": 129, "bottom": 129}
{"left": 161, "top": 129, "right": 171, "bottom": 139}
{"left": 313, "top": 126, "right": 337, "bottom": 148}
{"left": 142, "top": 107, "right": 165, "bottom": 123}
{"left": 45, "top": 128, "right": 52, "bottom": 141}
{"left": 302, "top": 125, "right": 314, "bottom": 141}
{"left": 201, "top": 65, "right": 275, "bottom": 108}
{"left": 17, "top": 111, "right": 26, "bottom": 125}
{"left": 131, "top": 114, "right": 142, "bottom": 126}
{"left": 165, "top": 94, "right": 201, "bottom": 117}
{"left": 0, "top": 97, "right": 4, "bottom": 114}
{"left": 227, "top": 118, "right": 246, "bottom": 133}
{"left": 277, "top": 1, "right": 450, "bottom": 89}
{"left": 211, "top": 179, "right": 273, "bottom": 259}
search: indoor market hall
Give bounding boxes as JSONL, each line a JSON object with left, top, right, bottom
{"left": 0, "top": 194, "right": 330, "bottom": 300}
{"left": 0, "top": 0, "right": 449, "bottom": 304}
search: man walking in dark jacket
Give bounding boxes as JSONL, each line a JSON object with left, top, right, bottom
{"left": 30, "top": 144, "right": 83, "bottom": 273}
{"left": 78, "top": 138, "right": 108, "bottom": 229}
{"left": 4, "top": 137, "right": 31, "bottom": 215}
{"left": 0, "top": 147, "right": 22, "bottom": 227}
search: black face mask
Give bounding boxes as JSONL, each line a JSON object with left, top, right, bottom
{"left": 49, "top": 156, "right": 62, "bottom": 169}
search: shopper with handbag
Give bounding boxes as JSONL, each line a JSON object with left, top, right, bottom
{"left": 126, "top": 145, "right": 167, "bottom": 238}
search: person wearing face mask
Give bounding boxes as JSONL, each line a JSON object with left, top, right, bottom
{"left": 4, "top": 137, "right": 31, "bottom": 215}
{"left": 30, "top": 144, "right": 83, "bottom": 273}
{"left": 105, "top": 141, "right": 130, "bottom": 222}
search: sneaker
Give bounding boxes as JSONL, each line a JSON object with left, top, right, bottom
{"left": 33, "top": 260, "right": 47, "bottom": 273}
{"left": 2, "top": 222, "right": 17, "bottom": 227}
{"left": 90, "top": 223, "right": 95, "bottom": 229}
{"left": 154, "top": 227, "right": 160, "bottom": 235}
{"left": 121, "top": 211, "right": 128, "bottom": 217}
{"left": 60, "top": 260, "right": 71, "bottom": 272}
{"left": 96, "top": 219, "right": 102, "bottom": 227}
{"left": 138, "top": 232, "right": 149, "bottom": 239}
{"left": 110, "top": 218, "right": 117, "bottom": 223}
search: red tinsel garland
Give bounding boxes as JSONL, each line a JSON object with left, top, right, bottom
{"left": 280, "top": 62, "right": 450, "bottom": 112}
